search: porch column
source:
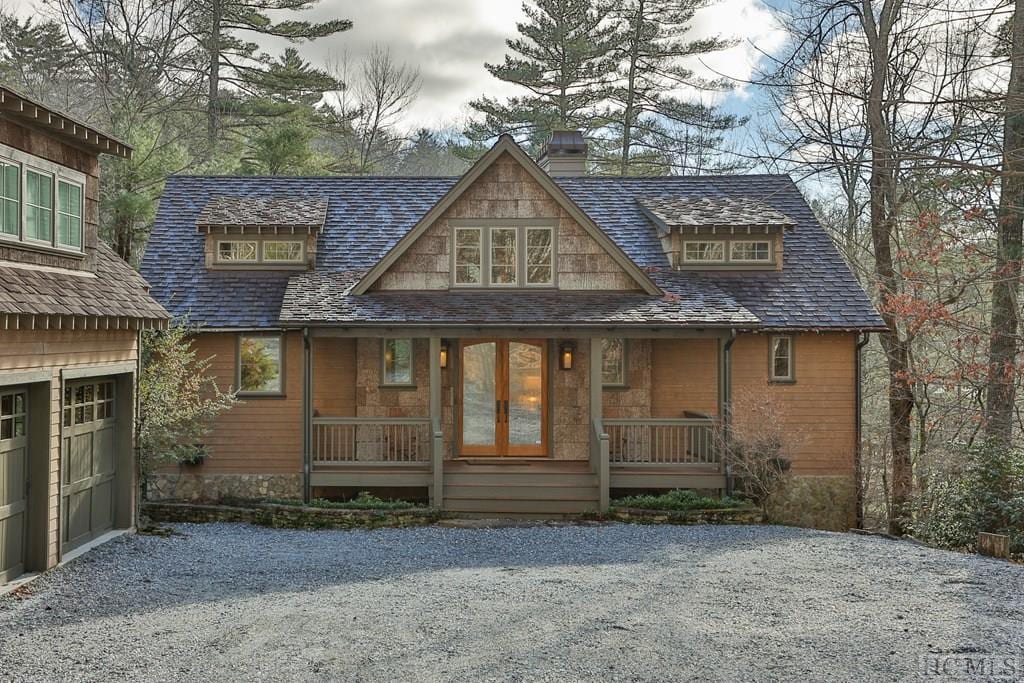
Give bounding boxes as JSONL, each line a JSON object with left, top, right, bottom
{"left": 302, "top": 327, "right": 312, "bottom": 504}
{"left": 589, "top": 336, "right": 609, "bottom": 512}
{"left": 718, "top": 331, "right": 736, "bottom": 494}
{"left": 429, "top": 336, "right": 443, "bottom": 508}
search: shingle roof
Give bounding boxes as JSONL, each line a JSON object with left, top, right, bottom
{"left": 638, "top": 196, "right": 794, "bottom": 233}
{"left": 142, "top": 173, "right": 884, "bottom": 331}
{"left": 279, "top": 270, "right": 758, "bottom": 327}
{"left": 196, "top": 195, "right": 328, "bottom": 232}
{"left": 0, "top": 243, "right": 169, "bottom": 322}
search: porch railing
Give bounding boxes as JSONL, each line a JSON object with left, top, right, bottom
{"left": 312, "top": 417, "right": 431, "bottom": 465}
{"left": 604, "top": 418, "right": 719, "bottom": 466}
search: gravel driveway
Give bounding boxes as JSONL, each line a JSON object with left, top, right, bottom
{"left": 1, "top": 523, "right": 1022, "bottom": 682}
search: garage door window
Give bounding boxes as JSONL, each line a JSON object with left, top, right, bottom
{"left": 64, "top": 380, "right": 115, "bottom": 426}
{"left": 0, "top": 390, "right": 26, "bottom": 440}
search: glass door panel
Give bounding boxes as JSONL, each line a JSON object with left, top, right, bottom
{"left": 508, "top": 342, "right": 543, "bottom": 451}
{"left": 461, "top": 342, "right": 498, "bottom": 453}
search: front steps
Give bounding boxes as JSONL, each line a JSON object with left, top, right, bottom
{"left": 443, "top": 459, "right": 599, "bottom": 516}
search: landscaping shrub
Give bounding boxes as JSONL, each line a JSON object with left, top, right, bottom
{"left": 612, "top": 489, "right": 749, "bottom": 511}
{"left": 909, "top": 440, "right": 1024, "bottom": 555}
{"left": 266, "top": 492, "right": 417, "bottom": 510}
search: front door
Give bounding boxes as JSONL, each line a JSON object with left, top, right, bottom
{"left": 459, "top": 340, "right": 547, "bottom": 457}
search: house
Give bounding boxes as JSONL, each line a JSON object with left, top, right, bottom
{"left": 141, "top": 132, "right": 884, "bottom": 529}
{"left": 0, "top": 86, "right": 169, "bottom": 586}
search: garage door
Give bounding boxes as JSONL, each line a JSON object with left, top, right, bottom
{"left": 62, "top": 378, "right": 116, "bottom": 552}
{"left": 0, "top": 388, "right": 28, "bottom": 583}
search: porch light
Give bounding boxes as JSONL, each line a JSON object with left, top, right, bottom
{"left": 440, "top": 340, "right": 449, "bottom": 369}
{"left": 559, "top": 341, "right": 575, "bottom": 370}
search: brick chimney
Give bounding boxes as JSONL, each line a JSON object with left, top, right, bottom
{"left": 537, "top": 130, "right": 588, "bottom": 177}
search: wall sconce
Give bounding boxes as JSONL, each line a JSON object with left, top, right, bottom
{"left": 440, "top": 339, "right": 449, "bottom": 369}
{"left": 559, "top": 341, "right": 575, "bottom": 370}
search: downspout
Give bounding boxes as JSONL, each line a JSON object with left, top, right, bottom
{"left": 855, "top": 332, "right": 870, "bottom": 529}
{"left": 720, "top": 330, "right": 737, "bottom": 496}
{"left": 302, "top": 327, "right": 312, "bottom": 504}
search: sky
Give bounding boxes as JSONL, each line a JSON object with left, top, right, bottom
{"left": 8, "top": 0, "right": 789, "bottom": 131}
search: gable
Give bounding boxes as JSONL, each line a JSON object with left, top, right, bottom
{"left": 353, "top": 136, "right": 659, "bottom": 295}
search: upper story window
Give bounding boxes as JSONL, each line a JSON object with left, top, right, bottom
{"left": 0, "top": 144, "right": 85, "bottom": 254}
{"left": 214, "top": 238, "right": 305, "bottom": 266}
{"left": 681, "top": 239, "right": 773, "bottom": 267}
{"left": 452, "top": 225, "right": 554, "bottom": 288}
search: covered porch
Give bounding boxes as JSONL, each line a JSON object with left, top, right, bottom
{"left": 303, "top": 328, "right": 734, "bottom": 514}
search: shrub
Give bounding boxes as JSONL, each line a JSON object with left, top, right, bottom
{"left": 909, "top": 440, "right": 1024, "bottom": 555}
{"left": 612, "top": 489, "right": 749, "bottom": 511}
{"left": 266, "top": 492, "right": 416, "bottom": 510}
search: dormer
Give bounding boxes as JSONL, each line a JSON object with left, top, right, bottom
{"left": 639, "top": 197, "right": 795, "bottom": 272}
{"left": 197, "top": 195, "right": 327, "bottom": 270}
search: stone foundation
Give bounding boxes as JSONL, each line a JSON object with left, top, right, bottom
{"left": 766, "top": 474, "right": 857, "bottom": 532}
{"left": 143, "top": 502, "right": 442, "bottom": 529}
{"left": 146, "top": 472, "right": 302, "bottom": 503}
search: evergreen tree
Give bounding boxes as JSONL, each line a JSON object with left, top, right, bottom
{"left": 467, "top": 0, "right": 617, "bottom": 152}
{"left": 600, "top": 0, "right": 741, "bottom": 175}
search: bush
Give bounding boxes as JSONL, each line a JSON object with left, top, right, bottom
{"left": 909, "top": 440, "right": 1024, "bottom": 555}
{"left": 266, "top": 492, "right": 416, "bottom": 511}
{"left": 612, "top": 489, "right": 749, "bottom": 511}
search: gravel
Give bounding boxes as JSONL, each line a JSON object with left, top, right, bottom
{"left": 1, "top": 523, "right": 1022, "bottom": 682}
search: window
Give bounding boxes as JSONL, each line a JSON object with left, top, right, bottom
{"left": 383, "top": 338, "right": 414, "bottom": 386}
{"left": 62, "top": 380, "right": 115, "bottom": 427}
{"left": 454, "top": 228, "right": 482, "bottom": 285}
{"left": 263, "top": 240, "right": 303, "bottom": 263}
{"left": 770, "top": 335, "right": 794, "bottom": 382}
{"left": 452, "top": 225, "right": 555, "bottom": 287}
{"left": 218, "top": 240, "right": 258, "bottom": 263}
{"left": 731, "top": 240, "right": 771, "bottom": 263}
{"left": 1, "top": 160, "right": 18, "bottom": 237}
{"left": 25, "top": 169, "right": 53, "bottom": 242}
{"left": 602, "top": 338, "right": 627, "bottom": 386}
{"left": 238, "top": 335, "right": 283, "bottom": 394}
{"left": 683, "top": 241, "right": 725, "bottom": 263}
{"left": 57, "top": 180, "right": 83, "bottom": 248}
{"left": 526, "top": 227, "right": 553, "bottom": 285}
{"left": 1, "top": 390, "right": 27, "bottom": 440}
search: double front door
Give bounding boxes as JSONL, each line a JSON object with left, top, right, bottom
{"left": 459, "top": 340, "right": 547, "bottom": 456}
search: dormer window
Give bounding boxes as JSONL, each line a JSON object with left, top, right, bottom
{"left": 213, "top": 238, "right": 306, "bottom": 267}
{"left": 217, "top": 240, "right": 258, "bottom": 263}
{"left": 683, "top": 241, "right": 725, "bottom": 263}
{"left": 0, "top": 143, "right": 86, "bottom": 254}
{"left": 681, "top": 238, "right": 774, "bottom": 267}
{"left": 730, "top": 240, "right": 771, "bottom": 263}
{"left": 452, "top": 224, "right": 554, "bottom": 288}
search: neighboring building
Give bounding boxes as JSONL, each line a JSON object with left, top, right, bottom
{"left": 0, "top": 86, "right": 168, "bottom": 586}
{"left": 142, "top": 132, "right": 884, "bottom": 529}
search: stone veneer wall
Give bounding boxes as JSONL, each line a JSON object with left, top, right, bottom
{"left": 602, "top": 340, "right": 652, "bottom": 419}
{"left": 551, "top": 340, "right": 590, "bottom": 460}
{"left": 147, "top": 472, "right": 303, "bottom": 502}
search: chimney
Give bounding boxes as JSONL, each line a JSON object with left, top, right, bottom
{"left": 537, "top": 130, "right": 588, "bottom": 177}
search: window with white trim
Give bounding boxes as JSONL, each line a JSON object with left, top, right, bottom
{"left": 25, "top": 169, "right": 53, "bottom": 242}
{"left": 683, "top": 241, "right": 725, "bottom": 263}
{"left": 602, "top": 338, "right": 627, "bottom": 386}
{"left": 452, "top": 225, "right": 554, "bottom": 288}
{"left": 730, "top": 240, "right": 771, "bottom": 263}
{"left": 0, "top": 144, "right": 87, "bottom": 253}
{"left": 382, "top": 338, "right": 414, "bottom": 386}
{"left": 217, "top": 240, "right": 258, "bottom": 263}
{"left": 262, "top": 240, "right": 303, "bottom": 263}
{"left": 770, "top": 335, "right": 794, "bottom": 382}
{"left": 215, "top": 238, "right": 306, "bottom": 266}
{"left": 57, "top": 180, "right": 83, "bottom": 248}
{"left": 0, "top": 160, "right": 18, "bottom": 237}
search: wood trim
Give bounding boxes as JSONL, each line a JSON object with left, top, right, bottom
{"left": 62, "top": 362, "right": 135, "bottom": 380}
{"left": 351, "top": 135, "right": 660, "bottom": 296}
{"left": 0, "top": 369, "right": 51, "bottom": 386}
{"left": 311, "top": 327, "right": 740, "bottom": 339}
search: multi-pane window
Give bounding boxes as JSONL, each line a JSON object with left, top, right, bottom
{"left": 730, "top": 240, "right": 771, "bottom": 262}
{"left": 0, "top": 160, "right": 18, "bottom": 237}
{"left": 383, "top": 338, "right": 414, "bottom": 385}
{"left": 490, "top": 228, "right": 517, "bottom": 285}
{"left": 262, "top": 240, "right": 303, "bottom": 262}
{"left": 526, "top": 227, "right": 553, "bottom": 285}
{"left": 63, "top": 380, "right": 115, "bottom": 427}
{"left": 602, "top": 338, "right": 627, "bottom": 386}
{"left": 57, "top": 180, "right": 83, "bottom": 248}
{"left": 25, "top": 169, "right": 53, "bottom": 242}
{"left": 239, "top": 335, "right": 283, "bottom": 394}
{"left": 217, "top": 240, "right": 258, "bottom": 263}
{"left": 770, "top": 335, "right": 794, "bottom": 382}
{"left": 683, "top": 241, "right": 725, "bottom": 263}
{"left": 0, "top": 390, "right": 27, "bottom": 440}
{"left": 452, "top": 226, "right": 554, "bottom": 287}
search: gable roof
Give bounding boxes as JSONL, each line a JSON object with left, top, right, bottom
{"left": 142, "top": 173, "right": 885, "bottom": 332}
{"left": 638, "top": 196, "right": 795, "bottom": 236}
{"left": 351, "top": 135, "right": 660, "bottom": 296}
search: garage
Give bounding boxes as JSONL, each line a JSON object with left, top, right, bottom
{"left": 62, "top": 378, "right": 118, "bottom": 553}
{"left": 0, "top": 387, "right": 28, "bottom": 583}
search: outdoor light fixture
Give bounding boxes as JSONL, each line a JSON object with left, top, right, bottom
{"left": 440, "top": 340, "right": 449, "bottom": 369}
{"left": 559, "top": 341, "right": 575, "bottom": 370}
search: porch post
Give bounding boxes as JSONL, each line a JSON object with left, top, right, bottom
{"left": 590, "top": 336, "right": 609, "bottom": 512}
{"left": 302, "top": 327, "right": 312, "bottom": 504}
{"left": 429, "top": 336, "right": 443, "bottom": 508}
{"left": 719, "top": 331, "right": 737, "bottom": 495}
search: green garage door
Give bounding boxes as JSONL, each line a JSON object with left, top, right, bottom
{"left": 62, "top": 379, "right": 117, "bottom": 553}
{"left": 0, "top": 388, "right": 28, "bottom": 583}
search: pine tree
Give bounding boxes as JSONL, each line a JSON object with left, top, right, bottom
{"left": 600, "top": 0, "right": 741, "bottom": 175}
{"left": 467, "top": 0, "right": 617, "bottom": 152}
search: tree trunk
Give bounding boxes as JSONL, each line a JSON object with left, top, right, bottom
{"left": 206, "top": 0, "right": 222, "bottom": 148}
{"left": 985, "top": 1, "right": 1024, "bottom": 444}
{"left": 618, "top": 0, "right": 644, "bottom": 176}
{"left": 862, "top": 0, "right": 914, "bottom": 535}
